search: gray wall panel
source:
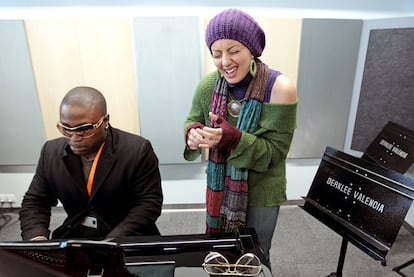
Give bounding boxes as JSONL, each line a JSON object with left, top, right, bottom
{"left": 290, "top": 19, "right": 362, "bottom": 158}
{"left": 351, "top": 28, "right": 414, "bottom": 152}
{"left": 0, "top": 20, "right": 45, "bottom": 165}
{"left": 133, "top": 17, "right": 202, "bottom": 164}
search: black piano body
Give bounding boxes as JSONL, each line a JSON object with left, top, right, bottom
{"left": 0, "top": 228, "right": 273, "bottom": 277}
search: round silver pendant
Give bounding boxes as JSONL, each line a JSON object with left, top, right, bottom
{"left": 227, "top": 100, "right": 241, "bottom": 117}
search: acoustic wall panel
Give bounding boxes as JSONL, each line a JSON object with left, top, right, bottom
{"left": 0, "top": 20, "right": 45, "bottom": 165}
{"left": 24, "top": 19, "right": 139, "bottom": 139}
{"left": 133, "top": 17, "right": 202, "bottom": 164}
{"left": 351, "top": 28, "right": 414, "bottom": 152}
{"left": 290, "top": 19, "right": 362, "bottom": 158}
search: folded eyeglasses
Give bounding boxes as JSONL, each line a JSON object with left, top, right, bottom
{"left": 202, "top": 251, "right": 262, "bottom": 276}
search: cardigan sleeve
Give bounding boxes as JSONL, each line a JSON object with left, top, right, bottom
{"left": 183, "top": 71, "right": 219, "bottom": 161}
{"left": 228, "top": 100, "right": 298, "bottom": 172}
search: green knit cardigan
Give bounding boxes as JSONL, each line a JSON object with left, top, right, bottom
{"left": 184, "top": 71, "right": 298, "bottom": 206}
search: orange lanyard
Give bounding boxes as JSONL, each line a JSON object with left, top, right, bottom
{"left": 86, "top": 143, "right": 105, "bottom": 196}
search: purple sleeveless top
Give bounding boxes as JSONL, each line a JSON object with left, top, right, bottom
{"left": 228, "top": 69, "right": 281, "bottom": 102}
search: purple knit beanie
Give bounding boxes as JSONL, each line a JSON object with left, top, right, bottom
{"left": 205, "top": 9, "right": 265, "bottom": 57}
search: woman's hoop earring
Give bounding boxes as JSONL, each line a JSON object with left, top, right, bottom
{"left": 249, "top": 59, "right": 257, "bottom": 77}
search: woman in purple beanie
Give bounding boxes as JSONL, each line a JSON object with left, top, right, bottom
{"left": 184, "top": 8, "right": 297, "bottom": 268}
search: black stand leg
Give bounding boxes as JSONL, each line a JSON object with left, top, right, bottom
{"left": 393, "top": 258, "right": 414, "bottom": 277}
{"left": 328, "top": 238, "right": 348, "bottom": 277}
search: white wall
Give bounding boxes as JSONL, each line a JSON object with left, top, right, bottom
{"left": 0, "top": 159, "right": 319, "bottom": 207}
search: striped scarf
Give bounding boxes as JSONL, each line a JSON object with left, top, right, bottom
{"left": 206, "top": 60, "right": 268, "bottom": 233}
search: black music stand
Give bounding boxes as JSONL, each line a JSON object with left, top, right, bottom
{"left": 301, "top": 146, "right": 414, "bottom": 277}
{"left": 361, "top": 121, "right": 414, "bottom": 276}
{"left": 361, "top": 121, "right": 414, "bottom": 174}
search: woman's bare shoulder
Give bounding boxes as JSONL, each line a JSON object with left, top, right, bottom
{"left": 269, "top": 74, "right": 297, "bottom": 104}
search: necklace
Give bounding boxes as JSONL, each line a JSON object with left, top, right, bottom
{"left": 227, "top": 92, "right": 242, "bottom": 117}
{"left": 227, "top": 74, "right": 252, "bottom": 117}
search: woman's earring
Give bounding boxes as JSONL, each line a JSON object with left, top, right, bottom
{"left": 249, "top": 59, "right": 257, "bottom": 77}
{"left": 105, "top": 125, "right": 109, "bottom": 130}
